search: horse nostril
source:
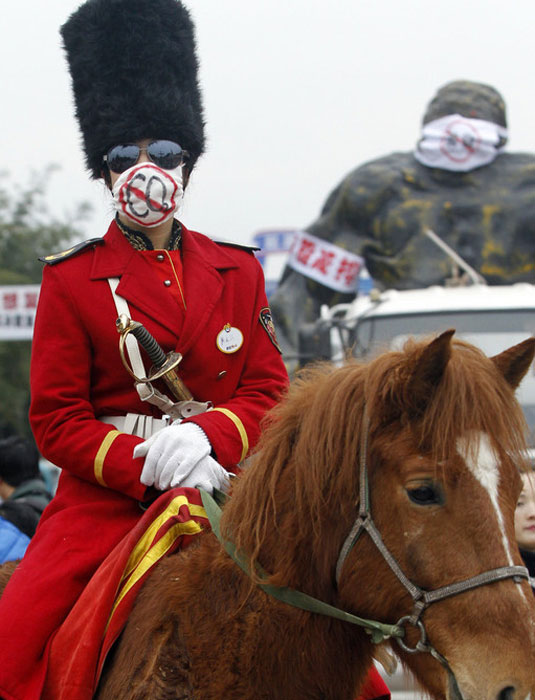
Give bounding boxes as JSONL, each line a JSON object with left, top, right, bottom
{"left": 497, "top": 686, "right": 515, "bottom": 700}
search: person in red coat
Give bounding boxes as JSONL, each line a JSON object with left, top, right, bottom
{"left": 0, "top": 1, "right": 291, "bottom": 698}
{"left": 0, "top": 2, "right": 390, "bottom": 699}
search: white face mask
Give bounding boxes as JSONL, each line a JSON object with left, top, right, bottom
{"left": 112, "top": 162, "right": 184, "bottom": 228}
{"left": 414, "top": 113, "right": 508, "bottom": 172}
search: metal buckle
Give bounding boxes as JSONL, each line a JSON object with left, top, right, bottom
{"left": 395, "top": 615, "right": 428, "bottom": 654}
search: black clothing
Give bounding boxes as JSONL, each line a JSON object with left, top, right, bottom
{"left": 520, "top": 547, "right": 535, "bottom": 592}
{"left": 0, "top": 479, "right": 52, "bottom": 538}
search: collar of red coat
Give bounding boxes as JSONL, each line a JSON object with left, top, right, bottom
{"left": 90, "top": 219, "right": 240, "bottom": 278}
{"left": 88, "top": 220, "right": 242, "bottom": 351}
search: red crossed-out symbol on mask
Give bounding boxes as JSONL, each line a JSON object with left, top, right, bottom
{"left": 118, "top": 164, "right": 179, "bottom": 225}
{"left": 440, "top": 119, "right": 481, "bottom": 163}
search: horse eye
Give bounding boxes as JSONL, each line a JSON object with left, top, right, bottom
{"left": 407, "top": 484, "right": 443, "bottom": 506}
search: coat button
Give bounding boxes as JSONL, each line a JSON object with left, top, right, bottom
{"left": 163, "top": 280, "right": 172, "bottom": 287}
{"left": 156, "top": 254, "right": 165, "bottom": 262}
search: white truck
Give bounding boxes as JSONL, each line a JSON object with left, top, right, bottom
{"left": 300, "top": 282, "right": 535, "bottom": 448}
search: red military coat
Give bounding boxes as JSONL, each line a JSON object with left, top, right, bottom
{"left": 0, "top": 220, "right": 289, "bottom": 700}
{"left": 32, "top": 219, "right": 289, "bottom": 493}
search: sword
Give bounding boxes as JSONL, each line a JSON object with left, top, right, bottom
{"left": 115, "top": 314, "right": 193, "bottom": 402}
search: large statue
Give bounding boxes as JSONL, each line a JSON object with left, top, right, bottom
{"left": 271, "top": 80, "right": 535, "bottom": 359}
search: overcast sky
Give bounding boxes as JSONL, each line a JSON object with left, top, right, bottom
{"left": 3, "top": 0, "right": 535, "bottom": 252}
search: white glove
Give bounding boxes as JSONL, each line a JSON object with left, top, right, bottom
{"left": 176, "top": 454, "right": 230, "bottom": 493}
{"left": 133, "top": 422, "right": 229, "bottom": 493}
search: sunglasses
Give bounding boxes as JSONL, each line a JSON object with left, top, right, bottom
{"left": 103, "top": 140, "right": 189, "bottom": 173}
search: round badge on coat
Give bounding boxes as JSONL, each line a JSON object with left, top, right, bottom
{"left": 216, "top": 323, "right": 244, "bottom": 354}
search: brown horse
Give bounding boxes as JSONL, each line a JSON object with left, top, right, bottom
{"left": 4, "top": 331, "right": 535, "bottom": 699}
{"left": 92, "top": 331, "right": 535, "bottom": 699}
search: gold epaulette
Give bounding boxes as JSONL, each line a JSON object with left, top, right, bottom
{"left": 39, "top": 238, "right": 104, "bottom": 265}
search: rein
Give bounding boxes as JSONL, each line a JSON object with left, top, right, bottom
{"left": 201, "top": 408, "right": 529, "bottom": 698}
{"left": 200, "top": 489, "right": 403, "bottom": 644}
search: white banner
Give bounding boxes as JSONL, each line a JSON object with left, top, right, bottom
{"left": 0, "top": 285, "right": 40, "bottom": 340}
{"left": 287, "top": 231, "right": 364, "bottom": 293}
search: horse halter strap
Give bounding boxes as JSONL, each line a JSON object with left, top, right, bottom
{"left": 335, "top": 408, "right": 529, "bottom": 658}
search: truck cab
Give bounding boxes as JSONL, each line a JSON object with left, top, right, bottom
{"left": 299, "top": 283, "right": 535, "bottom": 446}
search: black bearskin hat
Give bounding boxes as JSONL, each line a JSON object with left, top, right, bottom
{"left": 61, "top": 0, "right": 205, "bottom": 179}
{"left": 423, "top": 80, "right": 507, "bottom": 129}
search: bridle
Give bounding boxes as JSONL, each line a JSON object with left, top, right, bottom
{"left": 200, "top": 409, "right": 529, "bottom": 699}
{"left": 335, "top": 409, "right": 529, "bottom": 694}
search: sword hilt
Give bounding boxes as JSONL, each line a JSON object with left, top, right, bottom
{"left": 129, "top": 324, "right": 167, "bottom": 368}
{"left": 115, "top": 314, "right": 193, "bottom": 401}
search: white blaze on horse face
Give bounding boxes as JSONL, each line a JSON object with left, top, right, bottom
{"left": 457, "top": 432, "right": 512, "bottom": 562}
{"left": 457, "top": 432, "right": 529, "bottom": 605}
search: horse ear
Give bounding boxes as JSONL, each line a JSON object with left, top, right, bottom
{"left": 491, "top": 337, "right": 535, "bottom": 390}
{"left": 402, "top": 329, "right": 455, "bottom": 417}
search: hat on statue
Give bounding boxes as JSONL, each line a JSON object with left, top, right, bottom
{"left": 60, "top": 0, "right": 205, "bottom": 179}
{"left": 422, "top": 80, "right": 507, "bottom": 129}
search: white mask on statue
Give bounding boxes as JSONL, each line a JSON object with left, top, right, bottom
{"left": 112, "top": 162, "right": 184, "bottom": 228}
{"left": 414, "top": 113, "right": 507, "bottom": 172}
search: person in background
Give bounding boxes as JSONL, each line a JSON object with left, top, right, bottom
{"left": 514, "top": 468, "right": 535, "bottom": 590}
{"left": 0, "top": 436, "right": 52, "bottom": 563}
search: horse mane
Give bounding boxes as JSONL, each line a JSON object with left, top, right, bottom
{"left": 220, "top": 336, "right": 528, "bottom": 595}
